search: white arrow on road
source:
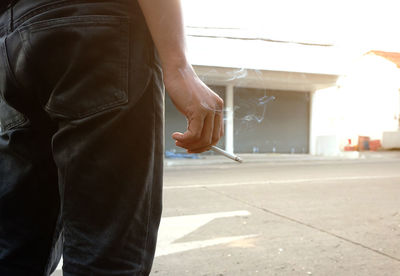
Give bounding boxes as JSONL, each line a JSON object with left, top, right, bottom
{"left": 52, "top": 210, "right": 256, "bottom": 275}
{"left": 156, "top": 210, "right": 256, "bottom": 257}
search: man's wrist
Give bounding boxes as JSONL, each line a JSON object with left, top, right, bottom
{"left": 161, "top": 56, "right": 191, "bottom": 74}
{"left": 163, "top": 59, "right": 198, "bottom": 86}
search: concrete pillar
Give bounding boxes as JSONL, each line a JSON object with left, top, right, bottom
{"left": 225, "top": 85, "right": 234, "bottom": 153}
{"left": 309, "top": 91, "right": 316, "bottom": 155}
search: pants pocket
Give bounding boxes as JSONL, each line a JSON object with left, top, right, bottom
{"left": 18, "top": 15, "right": 130, "bottom": 119}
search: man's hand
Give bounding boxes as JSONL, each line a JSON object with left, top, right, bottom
{"left": 164, "top": 64, "right": 224, "bottom": 153}
{"left": 137, "top": 0, "right": 224, "bottom": 152}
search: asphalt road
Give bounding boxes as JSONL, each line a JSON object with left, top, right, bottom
{"left": 51, "top": 153, "right": 400, "bottom": 275}
{"left": 153, "top": 155, "right": 400, "bottom": 276}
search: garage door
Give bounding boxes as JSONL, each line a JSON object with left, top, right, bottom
{"left": 234, "top": 87, "right": 310, "bottom": 153}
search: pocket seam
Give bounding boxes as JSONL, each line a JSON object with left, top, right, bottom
{"left": 14, "top": 0, "right": 94, "bottom": 28}
{"left": 0, "top": 113, "right": 26, "bottom": 131}
{"left": 17, "top": 15, "right": 130, "bottom": 62}
{"left": 0, "top": 96, "right": 27, "bottom": 132}
{"left": 19, "top": 15, "right": 129, "bottom": 33}
{"left": 44, "top": 95, "right": 128, "bottom": 119}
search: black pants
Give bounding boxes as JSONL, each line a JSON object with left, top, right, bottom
{"left": 0, "top": 0, "right": 164, "bottom": 275}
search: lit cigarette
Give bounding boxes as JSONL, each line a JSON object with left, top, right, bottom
{"left": 210, "top": 146, "right": 243, "bottom": 163}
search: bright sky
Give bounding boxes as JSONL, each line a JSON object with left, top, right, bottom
{"left": 182, "top": 0, "right": 400, "bottom": 52}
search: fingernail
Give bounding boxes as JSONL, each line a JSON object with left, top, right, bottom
{"left": 172, "top": 133, "right": 182, "bottom": 140}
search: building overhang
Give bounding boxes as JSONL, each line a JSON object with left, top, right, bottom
{"left": 194, "top": 65, "right": 340, "bottom": 92}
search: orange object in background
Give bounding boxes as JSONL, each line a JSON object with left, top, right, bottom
{"left": 344, "top": 137, "right": 381, "bottom": 152}
{"left": 369, "top": 140, "right": 382, "bottom": 151}
{"left": 358, "top": 136, "right": 370, "bottom": 151}
{"left": 344, "top": 139, "right": 357, "bottom": 151}
{"left": 344, "top": 146, "right": 357, "bottom": 151}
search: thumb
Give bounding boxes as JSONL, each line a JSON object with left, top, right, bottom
{"left": 172, "top": 132, "right": 184, "bottom": 141}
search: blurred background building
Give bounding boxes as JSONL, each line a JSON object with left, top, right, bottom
{"left": 165, "top": 0, "right": 400, "bottom": 155}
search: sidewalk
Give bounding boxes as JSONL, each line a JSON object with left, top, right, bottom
{"left": 164, "top": 150, "right": 400, "bottom": 167}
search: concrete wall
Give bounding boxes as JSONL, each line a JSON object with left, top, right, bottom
{"left": 337, "top": 54, "right": 400, "bottom": 143}
{"left": 309, "top": 87, "right": 342, "bottom": 156}
{"left": 382, "top": 131, "right": 400, "bottom": 149}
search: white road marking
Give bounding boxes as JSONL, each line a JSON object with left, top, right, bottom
{"left": 52, "top": 210, "right": 255, "bottom": 275}
{"left": 155, "top": 210, "right": 254, "bottom": 257}
{"left": 156, "top": 234, "right": 257, "bottom": 257}
{"left": 164, "top": 175, "right": 400, "bottom": 190}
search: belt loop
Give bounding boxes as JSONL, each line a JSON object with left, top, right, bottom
{"left": 9, "top": 4, "right": 14, "bottom": 32}
{"left": 6, "top": 1, "right": 14, "bottom": 34}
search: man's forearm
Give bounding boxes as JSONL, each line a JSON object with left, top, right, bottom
{"left": 138, "top": 0, "right": 224, "bottom": 153}
{"left": 137, "top": 0, "right": 189, "bottom": 71}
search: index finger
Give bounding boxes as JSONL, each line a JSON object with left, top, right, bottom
{"left": 172, "top": 115, "right": 205, "bottom": 146}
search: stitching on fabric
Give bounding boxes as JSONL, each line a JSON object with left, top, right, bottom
{"left": 2, "top": 36, "right": 20, "bottom": 88}
{"left": 19, "top": 15, "right": 128, "bottom": 33}
{"left": 6, "top": 6, "right": 11, "bottom": 34}
{"left": 1, "top": 114, "right": 25, "bottom": 129}
{"left": 44, "top": 95, "right": 128, "bottom": 119}
{"left": 13, "top": 0, "right": 86, "bottom": 28}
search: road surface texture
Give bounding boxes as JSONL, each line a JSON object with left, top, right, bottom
{"left": 52, "top": 152, "right": 400, "bottom": 275}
